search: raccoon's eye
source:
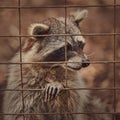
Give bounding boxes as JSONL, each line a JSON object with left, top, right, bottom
{"left": 78, "top": 41, "right": 85, "bottom": 49}
{"left": 67, "top": 44, "right": 73, "bottom": 51}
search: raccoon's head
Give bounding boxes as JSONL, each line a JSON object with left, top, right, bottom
{"left": 23, "top": 10, "right": 90, "bottom": 71}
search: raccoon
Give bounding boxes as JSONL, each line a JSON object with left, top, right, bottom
{"left": 3, "top": 10, "right": 111, "bottom": 120}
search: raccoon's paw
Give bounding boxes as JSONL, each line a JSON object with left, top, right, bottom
{"left": 44, "top": 82, "right": 63, "bottom": 102}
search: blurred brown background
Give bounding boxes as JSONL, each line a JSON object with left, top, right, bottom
{"left": 0, "top": 0, "right": 120, "bottom": 119}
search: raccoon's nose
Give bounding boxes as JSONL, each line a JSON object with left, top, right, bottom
{"left": 82, "top": 59, "right": 90, "bottom": 68}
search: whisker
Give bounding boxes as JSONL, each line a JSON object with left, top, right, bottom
{"left": 86, "top": 52, "right": 95, "bottom": 58}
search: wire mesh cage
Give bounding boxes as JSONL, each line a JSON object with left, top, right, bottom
{"left": 0, "top": 0, "right": 120, "bottom": 120}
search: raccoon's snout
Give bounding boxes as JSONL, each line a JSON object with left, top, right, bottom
{"left": 66, "top": 56, "right": 82, "bottom": 71}
{"left": 82, "top": 59, "right": 90, "bottom": 68}
{"left": 66, "top": 55, "right": 90, "bottom": 71}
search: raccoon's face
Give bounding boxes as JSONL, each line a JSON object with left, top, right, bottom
{"left": 23, "top": 10, "right": 90, "bottom": 71}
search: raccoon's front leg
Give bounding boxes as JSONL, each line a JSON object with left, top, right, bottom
{"left": 44, "top": 82, "right": 63, "bottom": 102}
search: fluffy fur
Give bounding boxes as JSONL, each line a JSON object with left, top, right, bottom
{"left": 3, "top": 10, "right": 112, "bottom": 120}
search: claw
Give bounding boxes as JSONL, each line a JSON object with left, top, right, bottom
{"left": 50, "top": 87, "right": 54, "bottom": 100}
{"left": 44, "top": 85, "right": 50, "bottom": 102}
{"left": 44, "top": 82, "right": 63, "bottom": 102}
{"left": 53, "top": 87, "right": 58, "bottom": 98}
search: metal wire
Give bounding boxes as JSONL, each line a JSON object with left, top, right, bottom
{"left": 0, "top": 61, "right": 119, "bottom": 64}
{"left": 0, "top": 4, "right": 120, "bottom": 9}
{"left": 113, "top": 0, "right": 117, "bottom": 119}
{"left": 0, "top": 33, "right": 120, "bottom": 37}
{"left": 0, "top": 87, "right": 120, "bottom": 91}
{"left": 0, "top": 112, "right": 119, "bottom": 115}
{"left": 18, "top": 0, "right": 25, "bottom": 119}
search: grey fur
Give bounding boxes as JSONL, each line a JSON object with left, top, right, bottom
{"left": 3, "top": 10, "right": 112, "bottom": 120}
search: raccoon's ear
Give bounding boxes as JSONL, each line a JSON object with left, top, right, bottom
{"left": 29, "top": 23, "right": 50, "bottom": 37}
{"left": 70, "top": 9, "right": 88, "bottom": 24}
